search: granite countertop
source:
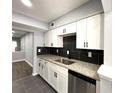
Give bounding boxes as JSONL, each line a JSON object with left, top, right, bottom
{"left": 38, "top": 54, "right": 100, "bottom": 80}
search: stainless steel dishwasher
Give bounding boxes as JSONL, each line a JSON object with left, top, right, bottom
{"left": 68, "top": 70, "right": 96, "bottom": 93}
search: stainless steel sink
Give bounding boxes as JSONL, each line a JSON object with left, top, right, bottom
{"left": 54, "top": 58, "right": 75, "bottom": 65}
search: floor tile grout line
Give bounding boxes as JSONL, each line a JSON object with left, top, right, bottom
{"left": 13, "top": 75, "right": 33, "bottom": 82}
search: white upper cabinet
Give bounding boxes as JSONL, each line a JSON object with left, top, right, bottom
{"left": 76, "top": 14, "right": 104, "bottom": 50}
{"left": 45, "top": 14, "right": 103, "bottom": 49}
{"left": 44, "top": 28, "right": 63, "bottom": 47}
{"left": 51, "top": 28, "right": 63, "bottom": 47}
{"left": 76, "top": 19, "right": 87, "bottom": 48}
{"left": 44, "top": 31, "right": 51, "bottom": 47}
{"left": 87, "top": 14, "right": 101, "bottom": 49}
{"left": 58, "top": 22, "right": 76, "bottom": 36}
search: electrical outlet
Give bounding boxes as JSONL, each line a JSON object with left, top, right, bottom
{"left": 56, "top": 49, "right": 59, "bottom": 53}
{"left": 88, "top": 52, "right": 92, "bottom": 57}
{"left": 38, "top": 49, "right": 41, "bottom": 53}
{"left": 67, "top": 50, "right": 69, "bottom": 55}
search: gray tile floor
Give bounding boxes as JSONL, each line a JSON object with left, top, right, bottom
{"left": 13, "top": 75, "right": 57, "bottom": 93}
{"left": 12, "top": 61, "right": 57, "bottom": 93}
{"left": 12, "top": 61, "right": 33, "bottom": 81}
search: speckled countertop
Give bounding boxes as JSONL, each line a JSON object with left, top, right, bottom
{"left": 38, "top": 54, "right": 100, "bottom": 80}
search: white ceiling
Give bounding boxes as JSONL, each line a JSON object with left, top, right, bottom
{"left": 12, "top": 22, "right": 45, "bottom": 32}
{"left": 12, "top": 30, "right": 28, "bottom": 38}
{"left": 13, "top": 0, "right": 90, "bottom": 23}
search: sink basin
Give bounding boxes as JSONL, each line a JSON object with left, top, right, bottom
{"left": 54, "top": 58, "right": 75, "bottom": 65}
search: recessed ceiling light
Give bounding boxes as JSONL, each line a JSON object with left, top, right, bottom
{"left": 21, "top": 0, "right": 32, "bottom": 7}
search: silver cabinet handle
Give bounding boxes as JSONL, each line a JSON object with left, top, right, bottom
{"left": 86, "top": 42, "right": 88, "bottom": 47}
{"left": 39, "top": 63, "right": 40, "bottom": 67}
{"left": 54, "top": 72, "right": 57, "bottom": 78}
{"left": 42, "top": 65, "right": 43, "bottom": 69}
{"left": 51, "top": 43, "right": 53, "bottom": 46}
{"left": 84, "top": 42, "right": 85, "bottom": 47}
{"left": 65, "top": 29, "right": 66, "bottom": 33}
{"left": 63, "top": 29, "right": 66, "bottom": 33}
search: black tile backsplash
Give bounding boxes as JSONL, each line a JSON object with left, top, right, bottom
{"left": 37, "top": 47, "right": 50, "bottom": 55}
{"left": 37, "top": 35, "right": 103, "bottom": 65}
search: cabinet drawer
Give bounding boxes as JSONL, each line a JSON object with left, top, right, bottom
{"left": 48, "top": 62, "right": 68, "bottom": 76}
{"left": 58, "top": 22, "right": 76, "bottom": 36}
{"left": 56, "top": 65, "right": 68, "bottom": 76}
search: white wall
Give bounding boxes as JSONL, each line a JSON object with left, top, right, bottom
{"left": 12, "top": 51, "right": 25, "bottom": 62}
{"left": 12, "top": 35, "right": 25, "bottom": 62}
{"left": 100, "top": 79, "right": 112, "bottom": 93}
{"left": 25, "top": 33, "right": 34, "bottom": 65}
{"left": 104, "top": 12, "right": 112, "bottom": 66}
{"left": 98, "top": 0, "right": 112, "bottom": 93}
{"left": 99, "top": 10, "right": 112, "bottom": 93}
{"left": 33, "top": 31, "right": 44, "bottom": 75}
{"left": 21, "top": 32, "right": 34, "bottom": 66}
{"left": 21, "top": 36, "right": 25, "bottom": 51}
{"left": 20, "top": 31, "right": 44, "bottom": 74}
{"left": 50, "top": 0, "right": 103, "bottom": 29}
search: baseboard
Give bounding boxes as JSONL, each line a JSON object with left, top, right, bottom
{"left": 32, "top": 73, "right": 38, "bottom": 76}
{"left": 12, "top": 59, "right": 33, "bottom": 68}
{"left": 24, "top": 59, "right": 33, "bottom": 67}
{"left": 12, "top": 59, "right": 25, "bottom": 63}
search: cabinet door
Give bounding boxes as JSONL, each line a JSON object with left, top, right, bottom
{"left": 57, "top": 26, "right": 65, "bottom": 36}
{"left": 45, "top": 29, "right": 63, "bottom": 47}
{"left": 39, "top": 59, "right": 48, "bottom": 81}
{"left": 39, "top": 60, "right": 43, "bottom": 77}
{"left": 86, "top": 14, "right": 101, "bottom": 49}
{"left": 43, "top": 61, "right": 48, "bottom": 81}
{"left": 59, "top": 22, "right": 76, "bottom": 35}
{"left": 48, "top": 67, "right": 57, "bottom": 90}
{"left": 76, "top": 19, "right": 87, "bottom": 49}
{"left": 57, "top": 74, "right": 68, "bottom": 93}
{"left": 38, "top": 58, "right": 40, "bottom": 74}
{"left": 65, "top": 22, "right": 76, "bottom": 34}
{"left": 51, "top": 29, "right": 63, "bottom": 47}
{"left": 49, "top": 30, "right": 54, "bottom": 47}
{"left": 44, "top": 31, "right": 51, "bottom": 47}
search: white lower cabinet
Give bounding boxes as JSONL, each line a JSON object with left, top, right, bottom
{"left": 38, "top": 59, "right": 44, "bottom": 77}
{"left": 48, "top": 66, "right": 58, "bottom": 90}
{"left": 57, "top": 73, "right": 68, "bottom": 93}
{"left": 39, "top": 59, "right": 48, "bottom": 81}
{"left": 43, "top": 61, "right": 48, "bottom": 81}
{"left": 39, "top": 60, "right": 68, "bottom": 93}
{"left": 48, "top": 63, "right": 68, "bottom": 93}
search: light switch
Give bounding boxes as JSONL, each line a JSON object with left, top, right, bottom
{"left": 88, "top": 52, "right": 92, "bottom": 57}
